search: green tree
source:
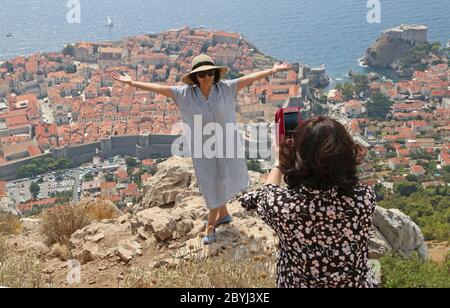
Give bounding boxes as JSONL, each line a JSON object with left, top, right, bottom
{"left": 64, "top": 64, "right": 77, "bottom": 74}
{"left": 126, "top": 157, "right": 139, "bottom": 168}
{"left": 366, "top": 92, "right": 393, "bottom": 120}
{"left": 335, "top": 82, "right": 355, "bottom": 100}
{"left": 351, "top": 73, "right": 369, "bottom": 96}
{"left": 201, "top": 43, "right": 210, "bottom": 54}
{"left": 406, "top": 174, "right": 418, "bottom": 182}
{"left": 311, "top": 102, "right": 327, "bottom": 116}
{"left": 105, "top": 173, "right": 115, "bottom": 182}
{"left": 62, "top": 44, "right": 75, "bottom": 57}
{"left": 395, "top": 182, "right": 419, "bottom": 197}
{"left": 2, "top": 62, "right": 14, "bottom": 73}
{"left": 30, "top": 182, "right": 40, "bottom": 199}
{"left": 84, "top": 173, "right": 94, "bottom": 182}
{"left": 431, "top": 42, "right": 442, "bottom": 54}
{"left": 56, "top": 158, "right": 73, "bottom": 169}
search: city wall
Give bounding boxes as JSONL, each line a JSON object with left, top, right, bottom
{"left": 0, "top": 134, "right": 179, "bottom": 180}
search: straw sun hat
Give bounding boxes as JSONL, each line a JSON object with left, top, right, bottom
{"left": 181, "top": 54, "right": 229, "bottom": 85}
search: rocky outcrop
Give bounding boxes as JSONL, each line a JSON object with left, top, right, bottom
{"left": 137, "top": 157, "right": 199, "bottom": 211}
{"left": 364, "top": 36, "right": 414, "bottom": 69}
{"left": 373, "top": 207, "right": 428, "bottom": 260}
{"left": 6, "top": 218, "right": 50, "bottom": 258}
{"left": 136, "top": 208, "right": 178, "bottom": 241}
{"left": 69, "top": 214, "right": 149, "bottom": 264}
{"left": 0, "top": 197, "right": 19, "bottom": 216}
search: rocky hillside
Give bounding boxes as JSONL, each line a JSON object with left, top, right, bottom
{"left": 363, "top": 35, "right": 445, "bottom": 77}
{"left": 364, "top": 36, "right": 414, "bottom": 69}
{"left": 1, "top": 157, "right": 428, "bottom": 288}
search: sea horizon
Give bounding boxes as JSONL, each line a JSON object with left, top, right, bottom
{"left": 1, "top": 0, "right": 449, "bottom": 80}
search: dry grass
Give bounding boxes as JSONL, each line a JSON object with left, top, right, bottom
{"left": 49, "top": 243, "right": 72, "bottom": 261}
{"left": 40, "top": 205, "right": 91, "bottom": 247}
{"left": 84, "top": 199, "right": 120, "bottom": 221}
{"left": 0, "top": 237, "right": 42, "bottom": 288}
{"left": 0, "top": 237, "right": 9, "bottom": 264}
{"left": 40, "top": 199, "right": 120, "bottom": 247}
{"left": 0, "top": 213, "right": 21, "bottom": 235}
{"left": 125, "top": 238, "right": 277, "bottom": 288}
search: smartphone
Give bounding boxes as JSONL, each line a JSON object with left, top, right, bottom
{"left": 275, "top": 107, "right": 301, "bottom": 145}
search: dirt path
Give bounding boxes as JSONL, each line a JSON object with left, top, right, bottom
{"left": 426, "top": 241, "right": 449, "bottom": 264}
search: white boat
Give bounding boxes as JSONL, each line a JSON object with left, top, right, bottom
{"left": 358, "top": 57, "right": 368, "bottom": 68}
{"left": 5, "top": 33, "right": 12, "bottom": 37}
{"left": 106, "top": 16, "right": 114, "bottom": 27}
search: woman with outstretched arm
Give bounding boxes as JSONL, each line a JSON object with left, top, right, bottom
{"left": 112, "top": 54, "right": 292, "bottom": 244}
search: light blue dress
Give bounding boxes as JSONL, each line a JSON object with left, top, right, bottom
{"left": 171, "top": 79, "right": 250, "bottom": 209}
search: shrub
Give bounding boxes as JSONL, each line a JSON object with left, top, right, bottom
{"left": 380, "top": 253, "right": 450, "bottom": 288}
{"left": 49, "top": 243, "right": 72, "bottom": 261}
{"left": 40, "top": 205, "right": 91, "bottom": 246}
{"left": 0, "top": 254, "right": 42, "bottom": 288}
{"left": 0, "top": 237, "right": 9, "bottom": 264}
{"left": 84, "top": 199, "right": 120, "bottom": 221}
{"left": 40, "top": 198, "right": 120, "bottom": 247}
{"left": 0, "top": 213, "right": 22, "bottom": 235}
{"left": 0, "top": 238, "right": 42, "bottom": 288}
{"left": 395, "top": 181, "right": 419, "bottom": 197}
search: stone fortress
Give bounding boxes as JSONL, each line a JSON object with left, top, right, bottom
{"left": 382, "top": 24, "right": 428, "bottom": 44}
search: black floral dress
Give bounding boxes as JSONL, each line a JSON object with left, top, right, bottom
{"left": 238, "top": 183, "right": 378, "bottom": 288}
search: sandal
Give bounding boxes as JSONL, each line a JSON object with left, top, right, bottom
{"left": 216, "top": 215, "right": 233, "bottom": 225}
{"left": 203, "top": 215, "right": 233, "bottom": 229}
{"left": 202, "top": 226, "right": 217, "bottom": 245}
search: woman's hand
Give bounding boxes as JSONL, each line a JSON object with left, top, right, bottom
{"left": 271, "top": 141, "right": 280, "bottom": 168}
{"left": 111, "top": 71, "right": 133, "bottom": 85}
{"left": 273, "top": 62, "right": 293, "bottom": 73}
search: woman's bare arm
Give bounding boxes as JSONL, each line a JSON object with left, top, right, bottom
{"left": 265, "top": 142, "right": 282, "bottom": 186}
{"left": 236, "top": 62, "right": 293, "bottom": 92}
{"left": 111, "top": 72, "right": 175, "bottom": 99}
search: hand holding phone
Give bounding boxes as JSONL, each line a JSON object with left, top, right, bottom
{"left": 275, "top": 107, "right": 302, "bottom": 146}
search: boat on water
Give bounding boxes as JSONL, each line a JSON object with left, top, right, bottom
{"left": 105, "top": 16, "right": 114, "bottom": 27}
{"left": 358, "top": 57, "right": 368, "bottom": 68}
{"left": 5, "top": 33, "right": 12, "bottom": 37}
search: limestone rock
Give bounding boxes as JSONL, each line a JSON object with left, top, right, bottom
{"left": 140, "top": 157, "right": 198, "bottom": 209}
{"left": 70, "top": 221, "right": 134, "bottom": 264}
{"left": 136, "top": 208, "right": 177, "bottom": 241}
{"left": 368, "top": 227, "right": 392, "bottom": 259}
{"left": 20, "top": 218, "right": 41, "bottom": 235}
{"left": 373, "top": 207, "right": 428, "bottom": 260}
{"left": 116, "top": 247, "right": 133, "bottom": 263}
{"left": 364, "top": 36, "right": 414, "bottom": 69}
{"left": 175, "top": 220, "right": 194, "bottom": 238}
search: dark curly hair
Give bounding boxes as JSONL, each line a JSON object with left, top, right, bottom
{"left": 190, "top": 69, "right": 222, "bottom": 87}
{"left": 279, "top": 116, "right": 367, "bottom": 197}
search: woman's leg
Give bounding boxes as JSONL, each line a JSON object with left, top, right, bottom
{"left": 218, "top": 204, "right": 230, "bottom": 221}
{"left": 207, "top": 208, "right": 220, "bottom": 229}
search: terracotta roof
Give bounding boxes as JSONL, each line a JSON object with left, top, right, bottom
{"left": 5, "top": 115, "right": 30, "bottom": 127}
{"left": 411, "top": 165, "right": 425, "bottom": 174}
{"left": 101, "top": 182, "right": 116, "bottom": 190}
{"left": 27, "top": 145, "right": 41, "bottom": 156}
